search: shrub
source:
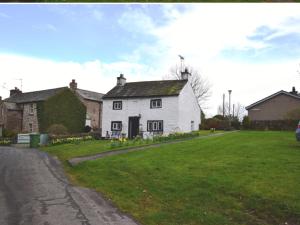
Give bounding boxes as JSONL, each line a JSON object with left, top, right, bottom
{"left": 47, "top": 124, "right": 68, "bottom": 135}
{"left": 242, "top": 116, "right": 250, "bottom": 129}
{"left": 3, "top": 129, "right": 17, "bottom": 138}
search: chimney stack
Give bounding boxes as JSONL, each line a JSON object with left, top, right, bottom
{"left": 290, "top": 86, "right": 298, "bottom": 95}
{"left": 10, "top": 87, "right": 22, "bottom": 97}
{"left": 181, "top": 68, "right": 191, "bottom": 80}
{"left": 69, "top": 79, "right": 77, "bottom": 91}
{"left": 117, "top": 74, "right": 126, "bottom": 86}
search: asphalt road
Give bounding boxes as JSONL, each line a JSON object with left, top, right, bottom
{"left": 0, "top": 147, "right": 139, "bottom": 225}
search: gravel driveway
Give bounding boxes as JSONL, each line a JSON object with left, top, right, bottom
{"left": 0, "top": 147, "right": 139, "bottom": 225}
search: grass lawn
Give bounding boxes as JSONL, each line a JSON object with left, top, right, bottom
{"left": 41, "top": 130, "right": 218, "bottom": 161}
{"left": 66, "top": 131, "right": 300, "bottom": 225}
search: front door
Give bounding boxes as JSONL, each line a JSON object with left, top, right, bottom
{"left": 128, "top": 116, "right": 140, "bottom": 139}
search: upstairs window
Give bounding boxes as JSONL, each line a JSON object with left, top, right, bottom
{"left": 111, "top": 121, "right": 122, "bottom": 131}
{"left": 29, "top": 123, "right": 33, "bottom": 132}
{"left": 150, "top": 99, "right": 162, "bottom": 109}
{"left": 113, "top": 101, "right": 122, "bottom": 110}
{"left": 147, "top": 120, "right": 163, "bottom": 132}
{"left": 29, "top": 103, "right": 34, "bottom": 115}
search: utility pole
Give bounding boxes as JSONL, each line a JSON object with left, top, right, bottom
{"left": 233, "top": 104, "right": 235, "bottom": 118}
{"left": 178, "top": 55, "right": 184, "bottom": 73}
{"left": 228, "top": 90, "right": 232, "bottom": 128}
{"left": 222, "top": 93, "right": 225, "bottom": 117}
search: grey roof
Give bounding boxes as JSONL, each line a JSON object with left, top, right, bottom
{"left": 5, "top": 87, "right": 68, "bottom": 104}
{"left": 103, "top": 80, "right": 188, "bottom": 99}
{"left": 246, "top": 90, "right": 300, "bottom": 110}
{"left": 76, "top": 89, "right": 104, "bottom": 102}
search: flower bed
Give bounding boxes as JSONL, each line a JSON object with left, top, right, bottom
{"left": 0, "top": 138, "right": 12, "bottom": 146}
{"left": 50, "top": 135, "right": 93, "bottom": 145}
{"left": 110, "top": 131, "right": 202, "bottom": 149}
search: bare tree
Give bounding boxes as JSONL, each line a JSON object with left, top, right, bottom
{"left": 164, "top": 64, "right": 211, "bottom": 107}
{"left": 217, "top": 102, "right": 246, "bottom": 121}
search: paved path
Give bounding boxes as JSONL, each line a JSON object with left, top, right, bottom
{"left": 69, "top": 132, "right": 234, "bottom": 166}
{"left": 0, "top": 147, "right": 140, "bottom": 225}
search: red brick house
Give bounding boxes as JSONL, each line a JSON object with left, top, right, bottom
{"left": 246, "top": 87, "right": 300, "bottom": 121}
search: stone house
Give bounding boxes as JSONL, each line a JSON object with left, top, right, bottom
{"left": 246, "top": 87, "right": 300, "bottom": 121}
{"left": 102, "top": 71, "right": 201, "bottom": 139}
{"left": 0, "top": 80, "right": 103, "bottom": 134}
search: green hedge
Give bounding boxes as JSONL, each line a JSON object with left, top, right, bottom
{"left": 247, "top": 120, "right": 298, "bottom": 131}
{"left": 37, "top": 89, "right": 86, "bottom": 133}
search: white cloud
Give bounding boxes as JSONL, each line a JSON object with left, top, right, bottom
{"left": 120, "top": 4, "right": 300, "bottom": 116}
{"left": 0, "top": 53, "right": 165, "bottom": 100}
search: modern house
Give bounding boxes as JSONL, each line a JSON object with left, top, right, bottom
{"left": 0, "top": 80, "right": 103, "bottom": 134}
{"left": 102, "top": 70, "right": 201, "bottom": 139}
{"left": 246, "top": 87, "right": 300, "bottom": 121}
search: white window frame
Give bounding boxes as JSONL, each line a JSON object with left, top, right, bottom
{"left": 111, "top": 121, "right": 122, "bottom": 131}
{"left": 150, "top": 99, "right": 162, "bottom": 109}
{"left": 113, "top": 101, "right": 122, "bottom": 110}
{"left": 147, "top": 120, "right": 163, "bottom": 132}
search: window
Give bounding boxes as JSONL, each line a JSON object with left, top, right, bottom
{"left": 29, "top": 123, "right": 33, "bottom": 132}
{"left": 113, "top": 101, "right": 122, "bottom": 110}
{"left": 147, "top": 120, "right": 163, "bottom": 132}
{"left": 150, "top": 99, "right": 162, "bottom": 109}
{"left": 111, "top": 121, "right": 122, "bottom": 131}
{"left": 29, "top": 103, "right": 34, "bottom": 115}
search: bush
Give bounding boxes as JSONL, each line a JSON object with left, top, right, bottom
{"left": 47, "top": 124, "right": 68, "bottom": 135}
{"left": 242, "top": 116, "right": 250, "bottom": 129}
{"left": 3, "top": 129, "right": 17, "bottom": 138}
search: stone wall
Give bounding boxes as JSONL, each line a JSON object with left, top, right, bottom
{"left": 82, "top": 99, "right": 102, "bottom": 131}
{"left": 22, "top": 103, "right": 39, "bottom": 133}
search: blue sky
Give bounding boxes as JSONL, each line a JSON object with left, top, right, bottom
{"left": 1, "top": 4, "right": 300, "bottom": 116}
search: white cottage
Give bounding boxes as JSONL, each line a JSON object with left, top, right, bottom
{"left": 102, "top": 71, "right": 201, "bottom": 139}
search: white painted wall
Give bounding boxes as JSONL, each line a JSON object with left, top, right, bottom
{"left": 102, "top": 82, "right": 201, "bottom": 138}
{"left": 102, "top": 96, "right": 179, "bottom": 138}
{"left": 178, "top": 82, "right": 201, "bottom": 132}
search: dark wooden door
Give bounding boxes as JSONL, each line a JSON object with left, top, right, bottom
{"left": 128, "top": 117, "right": 139, "bottom": 139}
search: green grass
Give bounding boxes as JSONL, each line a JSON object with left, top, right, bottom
{"left": 66, "top": 131, "right": 300, "bottom": 225}
{"left": 41, "top": 130, "right": 218, "bottom": 161}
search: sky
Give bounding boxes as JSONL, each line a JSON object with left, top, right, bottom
{"left": 0, "top": 3, "right": 300, "bottom": 117}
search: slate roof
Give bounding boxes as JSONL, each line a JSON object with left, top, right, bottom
{"left": 245, "top": 90, "right": 300, "bottom": 110}
{"left": 5, "top": 87, "right": 68, "bottom": 104}
{"left": 3, "top": 102, "right": 21, "bottom": 110}
{"left": 76, "top": 89, "right": 104, "bottom": 102}
{"left": 4, "top": 87, "right": 104, "bottom": 104}
{"left": 103, "top": 80, "right": 188, "bottom": 99}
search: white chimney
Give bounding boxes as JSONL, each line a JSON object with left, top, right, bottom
{"left": 117, "top": 74, "right": 126, "bottom": 86}
{"left": 181, "top": 68, "right": 191, "bottom": 80}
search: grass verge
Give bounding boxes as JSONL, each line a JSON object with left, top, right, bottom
{"left": 67, "top": 131, "right": 300, "bottom": 225}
